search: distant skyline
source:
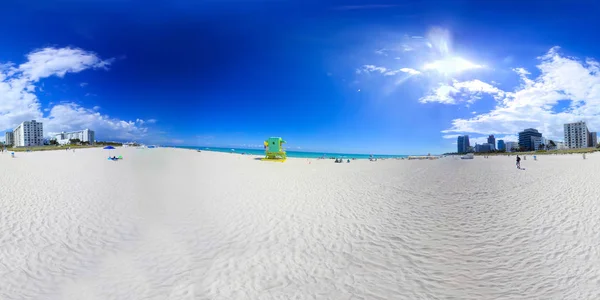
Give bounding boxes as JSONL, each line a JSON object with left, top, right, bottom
{"left": 1, "top": 0, "right": 600, "bottom": 154}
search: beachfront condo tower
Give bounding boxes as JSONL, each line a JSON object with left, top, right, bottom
{"left": 54, "top": 129, "right": 96, "bottom": 145}
{"left": 504, "top": 141, "right": 518, "bottom": 152}
{"left": 13, "top": 120, "right": 44, "bottom": 147}
{"left": 518, "top": 128, "right": 542, "bottom": 151}
{"left": 487, "top": 135, "right": 496, "bottom": 150}
{"left": 457, "top": 135, "right": 470, "bottom": 153}
{"left": 5, "top": 131, "right": 14, "bottom": 146}
{"left": 564, "top": 121, "right": 590, "bottom": 149}
{"left": 589, "top": 132, "right": 597, "bottom": 147}
{"left": 497, "top": 139, "right": 505, "bottom": 151}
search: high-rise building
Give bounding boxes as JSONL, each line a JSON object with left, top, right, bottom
{"left": 457, "top": 135, "right": 470, "bottom": 153}
{"left": 589, "top": 132, "right": 597, "bottom": 147}
{"left": 564, "top": 121, "right": 589, "bottom": 149}
{"left": 475, "top": 143, "right": 492, "bottom": 153}
{"left": 487, "top": 135, "right": 496, "bottom": 150}
{"left": 54, "top": 129, "right": 95, "bottom": 145}
{"left": 531, "top": 136, "right": 543, "bottom": 150}
{"left": 505, "top": 141, "right": 518, "bottom": 152}
{"left": 518, "top": 128, "right": 542, "bottom": 151}
{"left": 13, "top": 120, "right": 44, "bottom": 147}
{"left": 497, "top": 139, "right": 505, "bottom": 151}
{"left": 5, "top": 131, "right": 14, "bottom": 146}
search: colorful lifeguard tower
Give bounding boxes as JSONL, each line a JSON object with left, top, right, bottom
{"left": 262, "top": 137, "right": 287, "bottom": 162}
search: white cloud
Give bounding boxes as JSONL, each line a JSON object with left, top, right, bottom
{"left": 45, "top": 103, "right": 148, "bottom": 140}
{"left": 0, "top": 47, "right": 150, "bottom": 141}
{"left": 419, "top": 84, "right": 459, "bottom": 104}
{"left": 401, "top": 44, "right": 414, "bottom": 52}
{"left": 361, "top": 65, "right": 421, "bottom": 77}
{"left": 453, "top": 80, "right": 503, "bottom": 95}
{"left": 80, "top": 82, "right": 88, "bottom": 87}
{"left": 442, "top": 134, "right": 460, "bottom": 139}
{"left": 384, "top": 68, "right": 421, "bottom": 76}
{"left": 420, "top": 79, "right": 503, "bottom": 104}
{"left": 375, "top": 48, "right": 387, "bottom": 56}
{"left": 134, "top": 118, "right": 157, "bottom": 126}
{"left": 362, "top": 65, "right": 388, "bottom": 74}
{"left": 93, "top": 106, "right": 101, "bottom": 111}
{"left": 439, "top": 47, "right": 600, "bottom": 141}
{"left": 18, "top": 47, "right": 113, "bottom": 82}
{"left": 399, "top": 68, "right": 421, "bottom": 75}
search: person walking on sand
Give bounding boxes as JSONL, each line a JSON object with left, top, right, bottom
{"left": 516, "top": 155, "right": 521, "bottom": 169}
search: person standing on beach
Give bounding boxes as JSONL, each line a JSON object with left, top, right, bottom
{"left": 516, "top": 155, "right": 521, "bottom": 169}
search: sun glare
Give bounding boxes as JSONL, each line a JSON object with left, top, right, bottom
{"left": 423, "top": 57, "right": 483, "bottom": 75}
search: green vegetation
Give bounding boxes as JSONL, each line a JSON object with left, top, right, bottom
{"left": 96, "top": 141, "right": 124, "bottom": 147}
{"left": 9, "top": 145, "right": 102, "bottom": 152}
{"left": 4, "top": 140, "right": 124, "bottom": 152}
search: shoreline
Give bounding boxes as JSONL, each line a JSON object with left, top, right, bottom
{"left": 171, "top": 146, "right": 414, "bottom": 160}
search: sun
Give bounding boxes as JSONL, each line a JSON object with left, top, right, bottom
{"left": 423, "top": 57, "right": 483, "bottom": 75}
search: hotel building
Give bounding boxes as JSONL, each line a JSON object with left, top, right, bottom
{"left": 13, "top": 120, "right": 44, "bottom": 147}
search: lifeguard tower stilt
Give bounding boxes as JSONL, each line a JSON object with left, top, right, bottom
{"left": 262, "top": 137, "right": 287, "bottom": 162}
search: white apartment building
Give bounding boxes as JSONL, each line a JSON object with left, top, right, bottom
{"left": 13, "top": 120, "right": 44, "bottom": 147}
{"left": 531, "top": 136, "right": 543, "bottom": 150}
{"left": 555, "top": 142, "right": 567, "bottom": 150}
{"left": 54, "top": 129, "right": 95, "bottom": 145}
{"left": 564, "top": 121, "right": 589, "bottom": 149}
{"left": 5, "top": 131, "right": 14, "bottom": 145}
{"left": 504, "top": 141, "right": 518, "bottom": 152}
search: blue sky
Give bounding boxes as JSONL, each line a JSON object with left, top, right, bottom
{"left": 1, "top": 0, "right": 599, "bottom": 154}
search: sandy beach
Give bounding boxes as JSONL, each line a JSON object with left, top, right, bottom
{"left": 2, "top": 147, "right": 600, "bottom": 299}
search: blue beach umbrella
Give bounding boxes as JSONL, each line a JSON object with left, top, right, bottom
{"left": 104, "top": 145, "right": 117, "bottom": 160}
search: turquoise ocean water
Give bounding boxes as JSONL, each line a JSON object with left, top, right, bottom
{"left": 171, "top": 146, "right": 407, "bottom": 159}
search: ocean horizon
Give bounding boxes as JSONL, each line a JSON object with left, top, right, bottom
{"left": 171, "top": 146, "right": 410, "bottom": 159}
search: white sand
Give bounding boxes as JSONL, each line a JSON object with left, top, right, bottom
{"left": 2, "top": 148, "right": 600, "bottom": 299}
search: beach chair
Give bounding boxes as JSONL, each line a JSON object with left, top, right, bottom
{"left": 262, "top": 137, "right": 287, "bottom": 162}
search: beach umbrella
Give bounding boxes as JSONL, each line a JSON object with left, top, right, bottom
{"left": 103, "top": 145, "right": 116, "bottom": 159}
